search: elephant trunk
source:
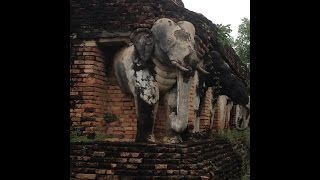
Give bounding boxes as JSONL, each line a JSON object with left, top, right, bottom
{"left": 171, "top": 70, "right": 192, "bottom": 133}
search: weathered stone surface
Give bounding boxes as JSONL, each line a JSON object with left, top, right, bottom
{"left": 167, "top": 170, "right": 180, "bottom": 175}
{"left": 75, "top": 173, "right": 96, "bottom": 179}
{"left": 116, "top": 158, "right": 127, "bottom": 163}
{"left": 106, "top": 170, "right": 114, "bottom": 175}
{"left": 130, "top": 152, "right": 140, "bottom": 157}
{"left": 128, "top": 158, "right": 142, "bottom": 163}
{"left": 171, "top": 153, "right": 181, "bottom": 159}
{"left": 71, "top": 138, "right": 245, "bottom": 179}
{"left": 95, "top": 169, "right": 106, "bottom": 174}
{"left": 155, "top": 164, "right": 167, "bottom": 170}
{"left": 93, "top": 151, "right": 105, "bottom": 157}
{"left": 167, "top": 163, "right": 179, "bottom": 169}
{"left": 180, "top": 169, "right": 188, "bottom": 175}
{"left": 70, "top": 0, "right": 249, "bottom": 178}
{"left": 119, "top": 152, "right": 130, "bottom": 157}
{"left": 110, "top": 163, "right": 117, "bottom": 168}
{"left": 125, "top": 164, "right": 138, "bottom": 169}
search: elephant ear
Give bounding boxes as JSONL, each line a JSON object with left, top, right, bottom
{"left": 130, "top": 28, "right": 155, "bottom": 64}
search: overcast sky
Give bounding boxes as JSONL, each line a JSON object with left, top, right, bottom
{"left": 183, "top": 0, "right": 250, "bottom": 39}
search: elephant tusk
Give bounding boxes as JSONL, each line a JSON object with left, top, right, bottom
{"left": 172, "top": 61, "right": 190, "bottom": 72}
{"left": 196, "top": 64, "right": 210, "bottom": 75}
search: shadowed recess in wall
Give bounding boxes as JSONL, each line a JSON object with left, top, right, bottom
{"left": 97, "top": 42, "right": 127, "bottom": 77}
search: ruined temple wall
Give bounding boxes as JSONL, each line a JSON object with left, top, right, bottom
{"left": 71, "top": 0, "right": 216, "bottom": 65}
{"left": 70, "top": 138, "right": 245, "bottom": 179}
{"left": 154, "top": 106, "right": 166, "bottom": 139}
{"left": 71, "top": 0, "right": 249, "bottom": 82}
{"left": 187, "top": 74, "right": 198, "bottom": 130}
{"left": 70, "top": 41, "right": 215, "bottom": 140}
{"left": 70, "top": 41, "right": 137, "bottom": 140}
{"left": 70, "top": 0, "right": 244, "bottom": 139}
{"left": 199, "top": 88, "right": 213, "bottom": 131}
{"left": 70, "top": 42, "right": 105, "bottom": 134}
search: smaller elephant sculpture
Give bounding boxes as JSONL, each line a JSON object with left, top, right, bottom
{"left": 234, "top": 95, "right": 250, "bottom": 130}
{"left": 232, "top": 102, "right": 250, "bottom": 130}
{"left": 113, "top": 18, "right": 209, "bottom": 143}
{"left": 202, "top": 51, "right": 249, "bottom": 106}
{"left": 194, "top": 50, "right": 250, "bottom": 131}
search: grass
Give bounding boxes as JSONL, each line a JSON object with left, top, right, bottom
{"left": 219, "top": 129, "right": 250, "bottom": 180}
{"left": 70, "top": 129, "right": 114, "bottom": 143}
{"left": 219, "top": 128, "right": 250, "bottom": 145}
{"left": 242, "top": 165, "right": 250, "bottom": 180}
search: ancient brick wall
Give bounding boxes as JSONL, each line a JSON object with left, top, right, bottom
{"left": 70, "top": 40, "right": 216, "bottom": 140}
{"left": 70, "top": 0, "right": 248, "bottom": 139}
{"left": 70, "top": 0, "right": 249, "bottom": 140}
{"left": 70, "top": 0, "right": 249, "bottom": 179}
{"left": 70, "top": 41, "right": 137, "bottom": 140}
{"left": 70, "top": 138, "right": 245, "bottom": 179}
{"left": 229, "top": 105, "right": 238, "bottom": 129}
{"left": 212, "top": 95, "right": 229, "bottom": 133}
{"left": 154, "top": 105, "right": 166, "bottom": 139}
{"left": 70, "top": 0, "right": 249, "bottom": 82}
{"left": 70, "top": 41, "right": 105, "bottom": 134}
{"left": 199, "top": 88, "right": 213, "bottom": 131}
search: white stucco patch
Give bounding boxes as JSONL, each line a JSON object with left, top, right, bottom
{"left": 134, "top": 70, "right": 159, "bottom": 105}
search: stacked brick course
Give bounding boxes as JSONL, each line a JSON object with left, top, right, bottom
{"left": 70, "top": 0, "right": 249, "bottom": 82}
{"left": 70, "top": 138, "right": 245, "bottom": 179}
{"left": 70, "top": 0, "right": 250, "bottom": 178}
{"left": 71, "top": 41, "right": 137, "bottom": 140}
{"left": 199, "top": 88, "right": 213, "bottom": 131}
{"left": 70, "top": 0, "right": 249, "bottom": 138}
{"left": 70, "top": 41, "right": 217, "bottom": 140}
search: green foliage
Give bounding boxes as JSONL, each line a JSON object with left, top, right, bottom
{"left": 216, "top": 18, "right": 250, "bottom": 65}
{"left": 242, "top": 166, "right": 250, "bottom": 180}
{"left": 70, "top": 133, "right": 114, "bottom": 143}
{"left": 70, "top": 127, "right": 114, "bottom": 143}
{"left": 234, "top": 18, "right": 250, "bottom": 64}
{"left": 219, "top": 129, "right": 250, "bottom": 179}
{"left": 70, "top": 133, "right": 89, "bottom": 143}
{"left": 104, "top": 112, "right": 118, "bottom": 122}
{"left": 216, "top": 24, "right": 234, "bottom": 46}
{"left": 219, "top": 128, "right": 250, "bottom": 145}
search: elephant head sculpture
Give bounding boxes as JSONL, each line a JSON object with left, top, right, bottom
{"left": 195, "top": 50, "right": 250, "bottom": 131}
{"left": 113, "top": 18, "right": 205, "bottom": 143}
{"left": 201, "top": 50, "right": 249, "bottom": 106}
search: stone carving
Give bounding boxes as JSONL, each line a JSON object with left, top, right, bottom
{"left": 195, "top": 50, "right": 250, "bottom": 131}
{"left": 233, "top": 103, "right": 250, "bottom": 130}
{"left": 113, "top": 18, "right": 209, "bottom": 143}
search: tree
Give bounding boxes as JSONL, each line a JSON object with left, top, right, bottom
{"left": 216, "top": 24, "right": 234, "bottom": 46}
{"left": 234, "top": 18, "right": 250, "bottom": 64}
{"left": 216, "top": 18, "right": 250, "bottom": 65}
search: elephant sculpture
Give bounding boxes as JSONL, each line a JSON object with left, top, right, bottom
{"left": 195, "top": 50, "right": 250, "bottom": 131}
{"left": 113, "top": 18, "right": 209, "bottom": 143}
{"left": 217, "top": 95, "right": 234, "bottom": 130}
{"left": 232, "top": 102, "right": 250, "bottom": 130}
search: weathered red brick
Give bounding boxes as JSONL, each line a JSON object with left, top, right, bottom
{"left": 155, "top": 164, "right": 167, "bottom": 170}
{"left": 75, "top": 174, "right": 96, "bottom": 179}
